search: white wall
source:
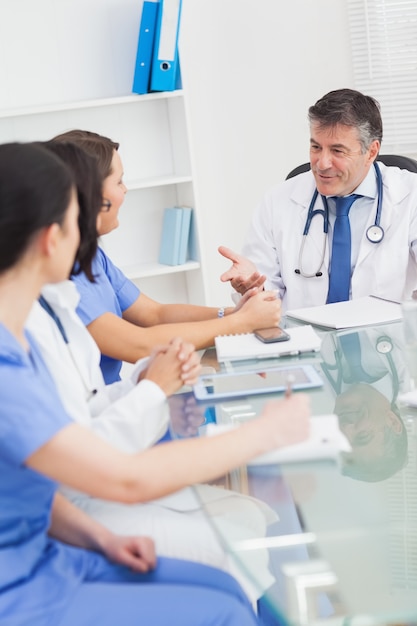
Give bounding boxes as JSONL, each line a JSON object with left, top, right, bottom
{"left": 179, "top": 0, "right": 354, "bottom": 305}
{"left": 0, "top": 0, "right": 354, "bottom": 305}
{"left": 0, "top": 0, "right": 141, "bottom": 107}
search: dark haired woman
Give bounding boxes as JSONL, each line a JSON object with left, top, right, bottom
{"left": 0, "top": 141, "right": 309, "bottom": 625}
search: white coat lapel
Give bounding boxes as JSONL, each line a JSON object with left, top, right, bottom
{"left": 355, "top": 167, "right": 406, "bottom": 269}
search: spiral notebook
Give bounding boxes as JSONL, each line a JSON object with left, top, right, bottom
{"left": 214, "top": 325, "right": 322, "bottom": 363}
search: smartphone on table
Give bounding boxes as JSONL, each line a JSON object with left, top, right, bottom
{"left": 254, "top": 327, "right": 290, "bottom": 343}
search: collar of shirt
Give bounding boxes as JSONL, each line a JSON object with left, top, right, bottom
{"left": 325, "top": 166, "right": 379, "bottom": 273}
{"left": 41, "top": 280, "right": 81, "bottom": 310}
{"left": 0, "top": 323, "right": 31, "bottom": 366}
{"left": 325, "top": 165, "right": 378, "bottom": 214}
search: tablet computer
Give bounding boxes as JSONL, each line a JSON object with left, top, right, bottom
{"left": 193, "top": 364, "right": 323, "bottom": 401}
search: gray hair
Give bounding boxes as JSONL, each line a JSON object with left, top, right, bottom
{"left": 308, "top": 88, "right": 383, "bottom": 153}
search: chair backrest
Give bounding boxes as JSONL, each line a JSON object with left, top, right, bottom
{"left": 286, "top": 154, "right": 417, "bottom": 180}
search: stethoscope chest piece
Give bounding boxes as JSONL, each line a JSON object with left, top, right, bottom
{"left": 376, "top": 336, "right": 393, "bottom": 354}
{"left": 366, "top": 224, "right": 384, "bottom": 244}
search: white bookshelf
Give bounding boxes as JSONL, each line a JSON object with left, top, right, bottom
{"left": 0, "top": 90, "right": 207, "bottom": 305}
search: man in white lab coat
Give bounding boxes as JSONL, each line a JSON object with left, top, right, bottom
{"left": 219, "top": 88, "right": 417, "bottom": 312}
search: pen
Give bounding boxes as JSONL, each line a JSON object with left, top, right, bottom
{"left": 285, "top": 374, "right": 295, "bottom": 398}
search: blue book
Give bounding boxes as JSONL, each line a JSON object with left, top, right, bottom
{"left": 159, "top": 206, "right": 182, "bottom": 265}
{"left": 132, "top": 1, "right": 160, "bottom": 95}
{"left": 177, "top": 207, "right": 192, "bottom": 264}
{"left": 150, "top": 0, "right": 182, "bottom": 92}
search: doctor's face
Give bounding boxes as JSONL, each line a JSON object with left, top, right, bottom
{"left": 309, "top": 123, "right": 379, "bottom": 197}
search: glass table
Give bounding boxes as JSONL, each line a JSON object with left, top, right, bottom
{"left": 167, "top": 320, "right": 417, "bottom": 626}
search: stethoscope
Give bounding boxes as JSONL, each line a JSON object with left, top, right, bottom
{"left": 295, "top": 161, "right": 384, "bottom": 278}
{"left": 321, "top": 332, "right": 399, "bottom": 404}
{"left": 38, "top": 295, "right": 97, "bottom": 399}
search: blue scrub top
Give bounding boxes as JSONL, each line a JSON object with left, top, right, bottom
{"left": 0, "top": 327, "right": 262, "bottom": 626}
{"left": 71, "top": 248, "right": 140, "bottom": 384}
{"left": 0, "top": 324, "right": 93, "bottom": 624}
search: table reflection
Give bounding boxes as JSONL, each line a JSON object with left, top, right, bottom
{"left": 169, "top": 321, "right": 417, "bottom": 625}
{"left": 168, "top": 391, "right": 208, "bottom": 437}
{"left": 320, "top": 325, "right": 409, "bottom": 482}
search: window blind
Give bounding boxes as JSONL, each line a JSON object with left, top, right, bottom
{"left": 347, "top": 0, "right": 417, "bottom": 154}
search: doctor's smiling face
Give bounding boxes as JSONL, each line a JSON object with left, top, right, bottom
{"left": 309, "top": 122, "right": 379, "bottom": 198}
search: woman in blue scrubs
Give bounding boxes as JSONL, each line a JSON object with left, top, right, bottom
{"left": 53, "top": 130, "right": 282, "bottom": 384}
{"left": 0, "top": 142, "right": 267, "bottom": 626}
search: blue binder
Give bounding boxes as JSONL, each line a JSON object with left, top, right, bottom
{"left": 132, "top": 1, "right": 160, "bottom": 95}
{"left": 150, "top": 0, "right": 182, "bottom": 92}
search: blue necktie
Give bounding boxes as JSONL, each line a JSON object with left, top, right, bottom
{"left": 327, "top": 194, "right": 361, "bottom": 303}
{"left": 339, "top": 333, "right": 377, "bottom": 384}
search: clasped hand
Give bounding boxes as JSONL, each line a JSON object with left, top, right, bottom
{"left": 141, "top": 337, "right": 201, "bottom": 396}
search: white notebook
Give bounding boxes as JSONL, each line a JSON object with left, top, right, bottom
{"left": 214, "top": 324, "right": 322, "bottom": 363}
{"left": 286, "top": 296, "right": 402, "bottom": 329}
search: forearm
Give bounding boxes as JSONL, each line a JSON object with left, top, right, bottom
{"left": 92, "top": 314, "right": 256, "bottom": 363}
{"left": 49, "top": 492, "right": 112, "bottom": 552}
{"left": 136, "top": 315, "right": 253, "bottom": 350}
{"left": 126, "top": 420, "right": 268, "bottom": 502}
{"left": 28, "top": 420, "right": 267, "bottom": 505}
{"left": 147, "top": 303, "right": 224, "bottom": 324}
{"left": 28, "top": 394, "right": 309, "bottom": 506}
{"left": 56, "top": 420, "right": 266, "bottom": 505}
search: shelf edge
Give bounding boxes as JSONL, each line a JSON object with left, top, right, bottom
{"left": 0, "top": 90, "right": 184, "bottom": 119}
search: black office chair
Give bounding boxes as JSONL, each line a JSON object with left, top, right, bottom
{"left": 286, "top": 154, "right": 417, "bottom": 179}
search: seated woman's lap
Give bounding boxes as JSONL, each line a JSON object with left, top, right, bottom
{"left": 58, "top": 583, "right": 260, "bottom": 626}
{"left": 58, "top": 555, "right": 260, "bottom": 626}
{"left": 86, "top": 553, "right": 253, "bottom": 604}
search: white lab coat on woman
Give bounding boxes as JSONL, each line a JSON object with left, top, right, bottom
{"left": 27, "top": 281, "right": 169, "bottom": 451}
{"left": 26, "top": 280, "right": 276, "bottom": 602}
{"left": 243, "top": 163, "right": 417, "bottom": 312}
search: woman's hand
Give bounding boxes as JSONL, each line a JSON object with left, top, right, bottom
{"left": 101, "top": 534, "right": 157, "bottom": 573}
{"left": 234, "top": 289, "right": 282, "bottom": 330}
{"left": 259, "top": 394, "right": 311, "bottom": 450}
{"left": 142, "top": 338, "right": 201, "bottom": 395}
